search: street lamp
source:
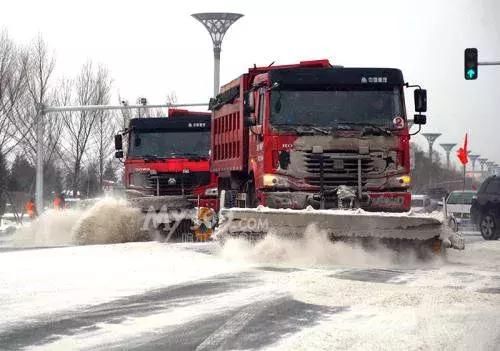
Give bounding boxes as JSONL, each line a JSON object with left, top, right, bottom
{"left": 422, "top": 133, "right": 442, "bottom": 162}
{"left": 192, "top": 12, "right": 243, "bottom": 97}
{"left": 439, "top": 143, "right": 456, "bottom": 169}
{"left": 479, "top": 158, "right": 488, "bottom": 174}
{"left": 469, "top": 154, "right": 480, "bottom": 172}
{"left": 486, "top": 161, "right": 495, "bottom": 175}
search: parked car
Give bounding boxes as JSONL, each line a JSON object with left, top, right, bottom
{"left": 445, "top": 190, "right": 476, "bottom": 232}
{"left": 471, "top": 175, "right": 500, "bottom": 240}
{"left": 411, "top": 194, "right": 434, "bottom": 213}
{"left": 424, "top": 187, "right": 449, "bottom": 201}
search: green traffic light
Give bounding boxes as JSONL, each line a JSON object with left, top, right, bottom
{"left": 466, "top": 68, "right": 476, "bottom": 79}
{"left": 464, "top": 48, "right": 478, "bottom": 80}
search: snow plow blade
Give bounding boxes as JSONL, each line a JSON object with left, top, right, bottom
{"left": 217, "top": 207, "right": 464, "bottom": 252}
{"left": 128, "top": 195, "right": 216, "bottom": 242}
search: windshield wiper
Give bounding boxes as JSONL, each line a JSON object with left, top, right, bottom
{"left": 143, "top": 154, "right": 160, "bottom": 159}
{"left": 181, "top": 152, "right": 208, "bottom": 159}
{"left": 167, "top": 152, "right": 207, "bottom": 159}
{"left": 273, "top": 124, "right": 331, "bottom": 135}
{"left": 334, "top": 122, "right": 392, "bottom": 136}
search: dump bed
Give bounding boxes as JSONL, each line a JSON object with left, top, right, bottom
{"left": 211, "top": 76, "right": 248, "bottom": 173}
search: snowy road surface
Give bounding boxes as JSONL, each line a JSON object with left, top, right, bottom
{"left": 0, "top": 233, "right": 499, "bottom": 350}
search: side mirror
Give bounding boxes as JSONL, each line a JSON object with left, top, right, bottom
{"left": 115, "top": 150, "right": 124, "bottom": 159}
{"left": 414, "top": 89, "right": 427, "bottom": 113}
{"left": 114, "top": 134, "right": 123, "bottom": 150}
{"left": 244, "top": 91, "right": 255, "bottom": 117}
{"left": 414, "top": 114, "right": 427, "bottom": 125}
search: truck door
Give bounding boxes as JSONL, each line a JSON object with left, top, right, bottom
{"left": 249, "top": 89, "right": 265, "bottom": 177}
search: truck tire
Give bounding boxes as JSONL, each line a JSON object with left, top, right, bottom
{"left": 479, "top": 212, "right": 499, "bottom": 240}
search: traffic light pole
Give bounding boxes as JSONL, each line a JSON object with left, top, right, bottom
{"left": 478, "top": 61, "right": 500, "bottom": 66}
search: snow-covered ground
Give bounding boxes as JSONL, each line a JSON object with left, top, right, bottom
{"left": 0, "top": 232, "right": 499, "bottom": 350}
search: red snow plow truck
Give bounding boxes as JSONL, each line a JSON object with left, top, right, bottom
{"left": 115, "top": 108, "right": 218, "bottom": 240}
{"left": 211, "top": 59, "right": 463, "bottom": 255}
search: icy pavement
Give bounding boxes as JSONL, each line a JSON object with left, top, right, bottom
{"left": 0, "top": 233, "right": 499, "bottom": 350}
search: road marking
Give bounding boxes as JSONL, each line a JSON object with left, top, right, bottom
{"left": 195, "top": 297, "right": 280, "bottom": 351}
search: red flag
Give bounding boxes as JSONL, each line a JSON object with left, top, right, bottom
{"left": 457, "top": 133, "right": 468, "bottom": 165}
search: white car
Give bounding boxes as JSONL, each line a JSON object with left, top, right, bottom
{"left": 445, "top": 190, "right": 476, "bottom": 232}
{"left": 411, "top": 194, "right": 433, "bottom": 213}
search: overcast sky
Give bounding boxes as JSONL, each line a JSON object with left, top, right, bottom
{"left": 1, "top": 0, "right": 499, "bottom": 166}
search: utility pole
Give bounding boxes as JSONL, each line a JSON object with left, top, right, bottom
{"left": 35, "top": 105, "right": 44, "bottom": 213}
{"left": 422, "top": 133, "right": 441, "bottom": 162}
{"left": 439, "top": 143, "right": 456, "bottom": 169}
{"left": 192, "top": 12, "right": 243, "bottom": 97}
{"left": 34, "top": 102, "right": 207, "bottom": 214}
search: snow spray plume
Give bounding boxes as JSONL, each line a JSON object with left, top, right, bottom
{"left": 12, "top": 209, "right": 84, "bottom": 246}
{"left": 219, "top": 224, "right": 437, "bottom": 268}
{"left": 12, "top": 197, "right": 146, "bottom": 246}
{"left": 72, "top": 197, "right": 145, "bottom": 245}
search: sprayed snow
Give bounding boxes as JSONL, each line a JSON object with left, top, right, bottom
{"left": 219, "top": 225, "right": 423, "bottom": 268}
{"left": 7, "top": 197, "right": 145, "bottom": 247}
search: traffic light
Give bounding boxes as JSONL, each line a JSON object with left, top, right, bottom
{"left": 464, "top": 48, "right": 478, "bottom": 80}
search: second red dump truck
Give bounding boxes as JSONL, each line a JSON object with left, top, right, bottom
{"left": 115, "top": 108, "right": 218, "bottom": 239}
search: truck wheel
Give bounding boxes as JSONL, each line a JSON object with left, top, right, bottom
{"left": 479, "top": 213, "right": 499, "bottom": 240}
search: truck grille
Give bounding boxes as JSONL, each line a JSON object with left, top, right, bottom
{"left": 147, "top": 172, "right": 211, "bottom": 196}
{"left": 303, "top": 151, "right": 374, "bottom": 187}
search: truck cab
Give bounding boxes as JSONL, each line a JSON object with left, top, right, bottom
{"left": 211, "top": 60, "right": 426, "bottom": 212}
{"left": 117, "top": 109, "right": 218, "bottom": 210}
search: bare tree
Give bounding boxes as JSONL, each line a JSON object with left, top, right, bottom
{"left": 166, "top": 91, "right": 177, "bottom": 105}
{"left": 8, "top": 36, "right": 60, "bottom": 166}
{"left": 59, "top": 62, "right": 112, "bottom": 197}
{"left": 92, "top": 108, "right": 119, "bottom": 191}
{"left": 117, "top": 96, "right": 132, "bottom": 129}
{"left": 0, "top": 30, "right": 29, "bottom": 155}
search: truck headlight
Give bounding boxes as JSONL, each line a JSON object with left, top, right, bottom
{"left": 130, "top": 172, "right": 149, "bottom": 188}
{"left": 398, "top": 175, "right": 411, "bottom": 186}
{"left": 263, "top": 174, "right": 289, "bottom": 188}
{"left": 387, "top": 175, "right": 411, "bottom": 188}
{"left": 204, "top": 187, "right": 218, "bottom": 197}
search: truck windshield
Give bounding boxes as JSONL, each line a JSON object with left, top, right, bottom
{"left": 270, "top": 88, "right": 403, "bottom": 128}
{"left": 128, "top": 131, "right": 210, "bottom": 158}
